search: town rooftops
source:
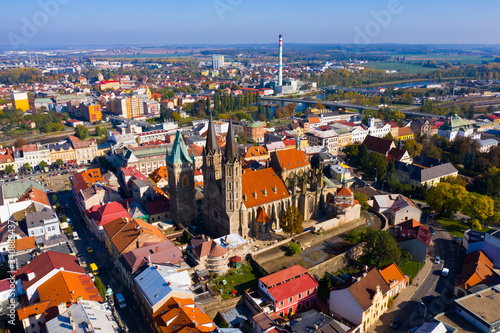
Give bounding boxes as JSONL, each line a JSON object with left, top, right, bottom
{"left": 362, "top": 135, "right": 394, "bottom": 155}
{"left": 17, "top": 300, "right": 51, "bottom": 321}
{"left": 345, "top": 268, "right": 390, "bottom": 311}
{"left": 1, "top": 180, "right": 45, "bottom": 201}
{"left": 456, "top": 250, "right": 498, "bottom": 291}
{"left": 455, "top": 285, "right": 500, "bottom": 324}
{"left": 267, "top": 271, "right": 318, "bottom": 303}
{"left": 18, "top": 187, "right": 51, "bottom": 206}
{"left": 242, "top": 168, "right": 289, "bottom": 208}
{"left": 273, "top": 148, "right": 310, "bottom": 172}
{"left": 420, "top": 162, "right": 458, "bottom": 182}
{"left": 379, "top": 263, "right": 409, "bottom": 287}
{"left": 122, "top": 240, "right": 182, "bottom": 273}
{"left": 260, "top": 264, "right": 309, "bottom": 288}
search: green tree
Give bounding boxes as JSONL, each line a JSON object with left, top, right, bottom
{"left": 363, "top": 229, "right": 401, "bottom": 267}
{"left": 61, "top": 214, "right": 67, "bottom": 222}
{"left": 172, "top": 112, "right": 181, "bottom": 121}
{"left": 39, "top": 161, "right": 48, "bottom": 169}
{"left": 403, "top": 139, "right": 423, "bottom": 158}
{"left": 354, "top": 192, "right": 370, "bottom": 210}
{"left": 74, "top": 125, "right": 88, "bottom": 140}
{"left": 4, "top": 165, "right": 14, "bottom": 174}
{"left": 366, "top": 153, "right": 387, "bottom": 180}
{"left": 471, "top": 219, "right": 482, "bottom": 231}
{"left": 52, "top": 194, "right": 58, "bottom": 203}
{"left": 55, "top": 159, "right": 64, "bottom": 167}
{"left": 22, "top": 163, "right": 32, "bottom": 171}
{"left": 288, "top": 242, "right": 302, "bottom": 255}
{"left": 93, "top": 276, "right": 106, "bottom": 298}
{"left": 281, "top": 206, "right": 304, "bottom": 236}
{"left": 426, "top": 183, "right": 469, "bottom": 217}
{"left": 358, "top": 144, "right": 369, "bottom": 169}
{"left": 464, "top": 193, "right": 495, "bottom": 222}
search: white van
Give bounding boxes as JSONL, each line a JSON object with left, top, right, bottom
{"left": 441, "top": 268, "right": 449, "bottom": 276}
{"left": 72, "top": 231, "right": 80, "bottom": 240}
{"left": 115, "top": 293, "right": 127, "bottom": 309}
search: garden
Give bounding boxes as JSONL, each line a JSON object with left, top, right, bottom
{"left": 210, "top": 264, "right": 261, "bottom": 299}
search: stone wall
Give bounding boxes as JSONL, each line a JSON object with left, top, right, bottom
{"left": 198, "top": 294, "right": 242, "bottom": 318}
{"left": 308, "top": 242, "right": 367, "bottom": 280}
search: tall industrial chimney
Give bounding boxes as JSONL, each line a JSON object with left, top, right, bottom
{"left": 278, "top": 34, "right": 283, "bottom": 86}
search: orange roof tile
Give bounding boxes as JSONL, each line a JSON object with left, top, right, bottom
{"left": 245, "top": 146, "right": 269, "bottom": 159}
{"left": 256, "top": 206, "right": 271, "bottom": 223}
{"left": 337, "top": 187, "right": 352, "bottom": 197}
{"left": 274, "top": 149, "right": 309, "bottom": 171}
{"left": 398, "top": 127, "right": 414, "bottom": 137}
{"left": 18, "top": 187, "right": 50, "bottom": 206}
{"left": 308, "top": 117, "right": 321, "bottom": 124}
{"left": 17, "top": 300, "right": 51, "bottom": 321}
{"left": 242, "top": 168, "right": 289, "bottom": 208}
{"left": 15, "top": 236, "right": 37, "bottom": 251}
{"left": 150, "top": 166, "right": 168, "bottom": 183}
{"left": 154, "top": 297, "right": 216, "bottom": 333}
{"left": 380, "top": 263, "right": 409, "bottom": 287}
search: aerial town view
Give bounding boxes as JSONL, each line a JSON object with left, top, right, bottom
{"left": 1, "top": 1, "right": 500, "bottom": 333}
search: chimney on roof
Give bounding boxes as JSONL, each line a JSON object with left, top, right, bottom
{"left": 26, "top": 269, "right": 35, "bottom": 281}
{"left": 57, "top": 302, "right": 67, "bottom": 315}
{"left": 148, "top": 255, "right": 151, "bottom": 267}
{"left": 155, "top": 246, "right": 159, "bottom": 253}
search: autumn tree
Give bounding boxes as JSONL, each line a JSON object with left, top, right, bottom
{"left": 463, "top": 193, "right": 495, "bottom": 222}
{"left": 14, "top": 137, "right": 28, "bottom": 148}
{"left": 426, "top": 183, "right": 469, "bottom": 217}
{"left": 281, "top": 206, "right": 304, "bottom": 236}
{"left": 74, "top": 125, "right": 88, "bottom": 140}
{"left": 403, "top": 139, "right": 423, "bottom": 158}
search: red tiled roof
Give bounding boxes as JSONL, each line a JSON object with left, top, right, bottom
{"left": 260, "top": 265, "right": 308, "bottom": 288}
{"left": 17, "top": 300, "right": 51, "bottom": 321}
{"left": 245, "top": 146, "right": 268, "bottom": 158}
{"left": 15, "top": 236, "right": 37, "bottom": 251}
{"left": 337, "top": 187, "right": 352, "bottom": 197}
{"left": 18, "top": 187, "right": 50, "bottom": 206}
{"left": 274, "top": 149, "right": 310, "bottom": 172}
{"left": 256, "top": 207, "right": 271, "bottom": 224}
{"left": 0, "top": 278, "right": 10, "bottom": 293}
{"left": 145, "top": 196, "right": 170, "bottom": 216}
{"left": 308, "top": 117, "right": 320, "bottom": 124}
{"left": 456, "top": 250, "right": 498, "bottom": 291}
{"left": 86, "top": 201, "right": 131, "bottom": 227}
{"left": 267, "top": 273, "right": 318, "bottom": 302}
{"left": 242, "top": 168, "right": 289, "bottom": 208}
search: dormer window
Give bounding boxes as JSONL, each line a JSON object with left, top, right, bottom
{"left": 253, "top": 191, "right": 257, "bottom": 199}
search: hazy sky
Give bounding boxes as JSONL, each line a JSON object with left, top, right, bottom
{"left": 2, "top": 0, "right": 500, "bottom": 47}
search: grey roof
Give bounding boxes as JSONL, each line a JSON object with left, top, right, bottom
{"left": 420, "top": 163, "right": 458, "bottom": 182}
{"left": 1, "top": 180, "right": 45, "bottom": 200}
{"left": 45, "top": 300, "right": 119, "bottom": 333}
{"left": 291, "top": 310, "right": 349, "bottom": 333}
{"left": 26, "top": 208, "right": 57, "bottom": 228}
{"left": 220, "top": 305, "right": 252, "bottom": 327}
{"left": 477, "top": 138, "right": 499, "bottom": 147}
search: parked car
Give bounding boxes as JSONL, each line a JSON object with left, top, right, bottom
{"left": 441, "top": 268, "right": 449, "bottom": 276}
{"left": 409, "top": 327, "right": 419, "bottom": 333}
{"left": 87, "top": 246, "right": 93, "bottom": 253}
{"left": 435, "top": 256, "right": 441, "bottom": 264}
{"left": 429, "top": 227, "right": 435, "bottom": 235}
{"left": 390, "top": 317, "right": 401, "bottom": 329}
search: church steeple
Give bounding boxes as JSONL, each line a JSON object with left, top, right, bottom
{"left": 205, "top": 113, "right": 219, "bottom": 154}
{"left": 224, "top": 118, "right": 238, "bottom": 161}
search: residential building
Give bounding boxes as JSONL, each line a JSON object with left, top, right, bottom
{"left": 242, "top": 121, "right": 266, "bottom": 143}
{"left": 212, "top": 54, "right": 225, "bottom": 69}
{"left": 329, "top": 268, "right": 390, "bottom": 333}
{"left": 145, "top": 196, "right": 170, "bottom": 223}
{"left": 477, "top": 139, "right": 499, "bottom": 153}
{"left": 397, "top": 127, "right": 414, "bottom": 141}
{"left": 452, "top": 285, "right": 500, "bottom": 333}
{"left": 118, "top": 145, "right": 168, "bottom": 176}
{"left": 85, "top": 201, "right": 131, "bottom": 240}
{"left": 13, "top": 251, "right": 85, "bottom": 303}
{"left": 11, "top": 91, "right": 30, "bottom": 111}
{"left": 243, "top": 146, "right": 270, "bottom": 161}
{"left": 362, "top": 135, "right": 395, "bottom": 156}
{"left": 0, "top": 180, "right": 46, "bottom": 205}
{"left": 70, "top": 168, "right": 108, "bottom": 212}
{"left": 136, "top": 129, "right": 169, "bottom": 145}
{"left": 373, "top": 194, "right": 422, "bottom": 225}
{"left": 305, "top": 130, "right": 338, "bottom": 155}
{"left": 396, "top": 220, "right": 431, "bottom": 262}
{"left": 349, "top": 124, "right": 369, "bottom": 143}
{"left": 153, "top": 296, "right": 216, "bottom": 332}
{"left": 45, "top": 300, "right": 120, "bottom": 333}
{"left": 103, "top": 217, "right": 168, "bottom": 265}
{"left": 367, "top": 118, "right": 391, "bottom": 138}
{"left": 149, "top": 166, "right": 168, "bottom": 189}
{"left": 334, "top": 127, "right": 353, "bottom": 149}
{"left": 25, "top": 208, "right": 60, "bottom": 244}
{"left": 108, "top": 97, "right": 145, "bottom": 119}
{"left": 290, "top": 310, "right": 350, "bottom": 333}
{"left": 387, "top": 122, "right": 399, "bottom": 139}
{"left": 454, "top": 250, "right": 499, "bottom": 298}
{"left": 0, "top": 148, "right": 15, "bottom": 173}
{"left": 463, "top": 229, "right": 500, "bottom": 268}
{"left": 21, "top": 144, "right": 40, "bottom": 169}
{"left": 68, "top": 135, "right": 98, "bottom": 165}
{"left": 379, "top": 263, "right": 410, "bottom": 297}
{"left": 393, "top": 161, "right": 458, "bottom": 188}
{"left": 134, "top": 265, "right": 192, "bottom": 315}
{"left": 258, "top": 265, "right": 318, "bottom": 316}
{"left": 48, "top": 143, "right": 75, "bottom": 165}
{"left": 17, "top": 300, "right": 51, "bottom": 333}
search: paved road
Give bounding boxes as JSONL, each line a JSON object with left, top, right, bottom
{"left": 373, "top": 217, "right": 463, "bottom": 333}
{"left": 55, "top": 192, "right": 153, "bottom": 333}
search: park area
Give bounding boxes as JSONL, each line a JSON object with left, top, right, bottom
{"left": 210, "top": 264, "right": 261, "bottom": 300}
{"left": 437, "top": 218, "right": 489, "bottom": 238}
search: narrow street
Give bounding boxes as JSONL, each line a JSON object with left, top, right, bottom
{"left": 56, "top": 192, "right": 153, "bottom": 333}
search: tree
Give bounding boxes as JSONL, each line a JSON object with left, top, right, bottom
{"left": 52, "top": 194, "right": 58, "bottom": 203}
{"left": 93, "top": 276, "right": 106, "bottom": 298}
{"left": 55, "top": 159, "right": 64, "bottom": 167}
{"left": 171, "top": 112, "right": 181, "bottom": 121}
{"left": 354, "top": 192, "right": 369, "bottom": 211}
{"left": 288, "top": 242, "right": 302, "bottom": 255}
{"left": 22, "top": 163, "right": 32, "bottom": 171}
{"left": 39, "top": 161, "right": 48, "bottom": 169}
{"left": 61, "top": 214, "right": 67, "bottom": 222}
{"left": 358, "top": 144, "right": 369, "bottom": 169}
{"left": 403, "top": 139, "right": 423, "bottom": 158}
{"left": 471, "top": 219, "right": 482, "bottom": 231}
{"left": 464, "top": 193, "right": 495, "bottom": 222}
{"left": 363, "top": 229, "right": 401, "bottom": 267}
{"left": 14, "top": 137, "right": 28, "bottom": 148}
{"left": 426, "top": 183, "right": 469, "bottom": 217}
{"left": 95, "top": 125, "right": 107, "bottom": 137}
{"left": 312, "top": 102, "right": 326, "bottom": 110}
{"left": 281, "top": 206, "right": 304, "bottom": 236}
{"left": 4, "top": 165, "right": 14, "bottom": 174}
{"left": 366, "top": 153, "right": 387, "bottom": 180}
{"left": 74, "top": 125, "right": 88, "bottom": 140}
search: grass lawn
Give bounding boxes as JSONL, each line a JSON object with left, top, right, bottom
{"left": 399, "top": 260, "right": 421, "bottom": 284}
{"left": 437, "top": 218, "right": 490, "bottom": 238}
{"left": 211, "top": 264, "right": 260, "bottom": 299}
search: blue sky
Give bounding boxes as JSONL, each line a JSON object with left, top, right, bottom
{"left": 1, "top": 0, "right": 500, "bottom": 47}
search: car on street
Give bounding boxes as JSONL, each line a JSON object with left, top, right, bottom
{"left": 429, "top": 226, "right": 435, "bottom": 235}
{"left": 435, "top": 256, "right": 441, "bottom": 264}
{"left": 442, "top": 267, "right": 449, "bottom": 276}
{"left": 390, "top": 317, "right": 401, "bottom": 328}
{"left": 76, "top": 252, "right": 83, "bottom": 258}
{"left": 87, "top": 246, "right": 94, "bottom": 253}
{"left": 409, "top": 327, "right": 419, "bottom": 333}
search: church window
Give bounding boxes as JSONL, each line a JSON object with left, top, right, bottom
{"left": 228, "top": 169, "right": 232, "bottom": 176}
{"left": 229, "top": 182, "right": 232, "bottom": 190}
{"left": 183, "top": 177, "right": 189, "bottom": 186}
{"left": 236, "top": 181, "right": 238, "bottom": 188}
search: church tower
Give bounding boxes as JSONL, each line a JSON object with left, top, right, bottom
{"left": 221, "top": 119, "right": 244, "bottom": 236}
{"left": 166, "top": 131, "right": 196, "bottom": 227}
{"left": 202, "top": 114, "right": 223, "bottom": 232}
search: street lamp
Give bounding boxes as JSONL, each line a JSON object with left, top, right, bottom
{"left": 420, "top": 302, "right": 427, "bottom": 321}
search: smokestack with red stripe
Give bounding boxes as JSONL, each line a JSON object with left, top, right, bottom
{"left": 278, "top": 34, "right": 283, "bottom": 86}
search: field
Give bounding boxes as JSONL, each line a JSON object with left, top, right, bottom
{"left": 437, "top": 218, "right": 490, "bottom": 238}
{"left": 365, "top": 62, "right": 437, "bottom": 74}
{"left": 395, "top": 54, "right": 495, "bottom": 65}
